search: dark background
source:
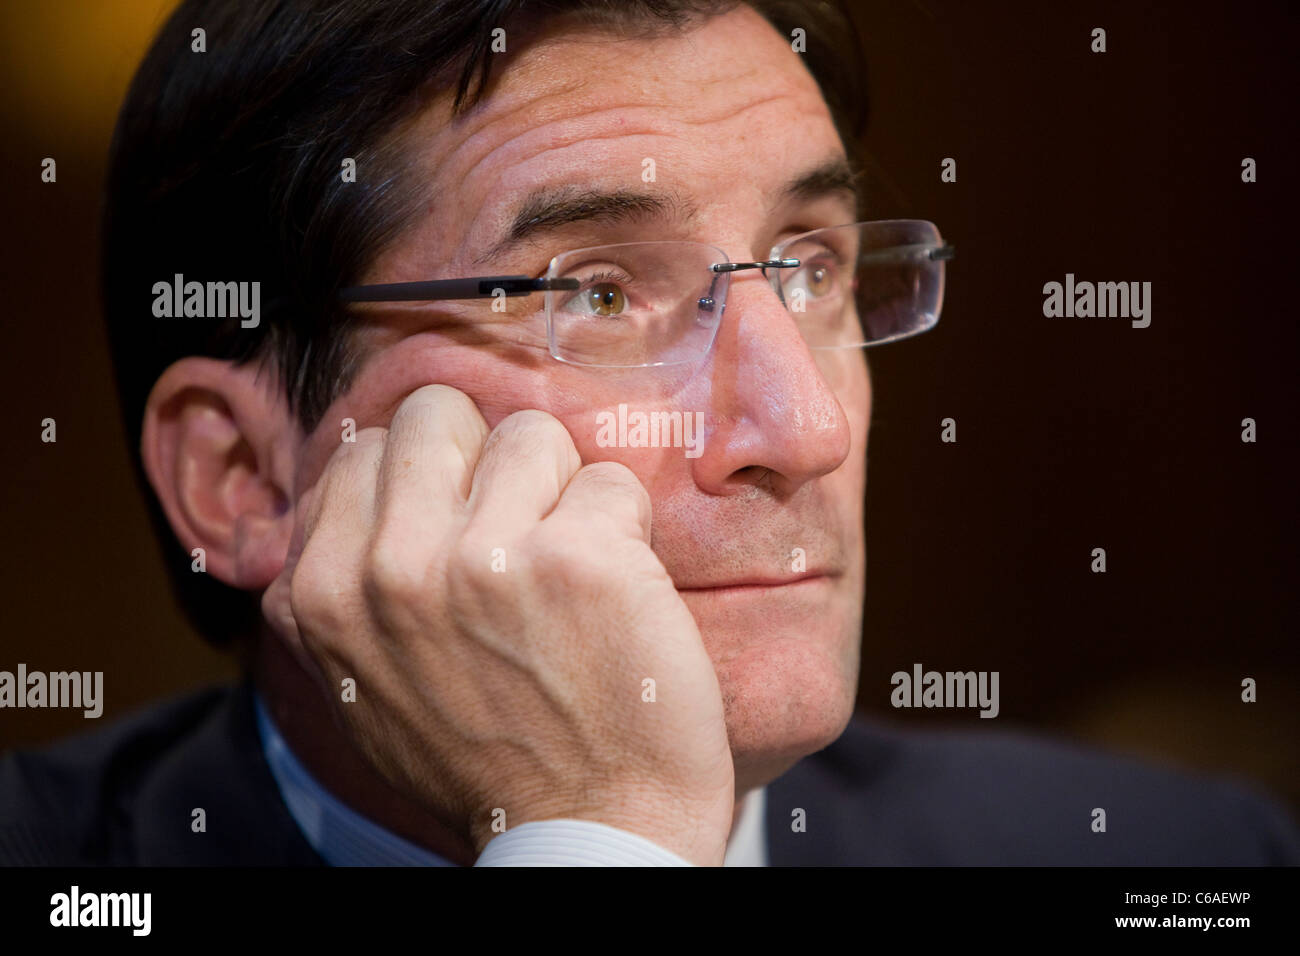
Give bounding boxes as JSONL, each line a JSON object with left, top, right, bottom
{"left": 1, "top": 1, "right": 1296, "bottom": 811}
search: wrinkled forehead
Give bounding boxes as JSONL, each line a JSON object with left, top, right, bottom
{"left": 394, "top": 6, "right": 842, "bottom": 264}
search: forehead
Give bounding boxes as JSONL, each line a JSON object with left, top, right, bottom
{"left": 389, "top": 5, "right": 842, "bottom": 270}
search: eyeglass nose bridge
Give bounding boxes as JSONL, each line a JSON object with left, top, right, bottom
{"left": 709, "top": 257, "right": 800, "bottom": 275}
{"left": 699, "top": 257, "right": 799, "bottom": 313}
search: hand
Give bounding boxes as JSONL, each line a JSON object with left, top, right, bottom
{"left": 262, "top": 385, "right": 735, "bottom": 865}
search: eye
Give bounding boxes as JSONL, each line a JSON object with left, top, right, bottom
{"left": 806, "top": 265, "right": 834, "bottom": 297}
{"left": 582, "top": 282, "right": 626, "bottom": 316}
{"left": 558, "top": 269, "right": 633, "bottom": 317}
{"left": 785, "top": 254, "right": 841, "bottom": 300}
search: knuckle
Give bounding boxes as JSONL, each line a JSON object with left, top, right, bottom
{"left": 446, "top": 533, "right": 498, "bottom": 590}
{"left": 388, "top": 386, "right": 488, "bottom": 455}
{"left": 363, "top": 535, "right": 431, "bottom": 607}
{"left": 528, "top": 528, "right": 593, "bottom": 581}
{"left": 577, "top": 460, "right": 644, "bottom": 498}
{"left": 393, "top": 384, "right": 477, "bottom": 428}
{"left": 492, "top": 408, "right": 574, "bottom": 453}
{"left": 403, "top": 382, "right": 472, "bottom": 410}
{"left": 327, "top": 425, "right": 385, "bottom": 465}
{"left": 287, "top": 552, "right": 346, "bottom": 646}
{"left": 570, "top": 461, "right": 651, "bottom": 531}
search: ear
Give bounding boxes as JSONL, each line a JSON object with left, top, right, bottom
{"left": 141, "top": 357, "right": 300, "bottom": 591}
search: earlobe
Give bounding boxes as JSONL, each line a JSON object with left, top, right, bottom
{"left": 141, "top": 357, "right": 297, "bottom": 593}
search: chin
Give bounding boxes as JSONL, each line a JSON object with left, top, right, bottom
{"left": 711, "top": 629, "right": 860, "bottom": 791}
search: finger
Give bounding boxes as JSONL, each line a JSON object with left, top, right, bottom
{"left": 289, "top": 427, "right": 385, "bottom": 644}
{"left": 466, "top": 409, "right": 583, "bottom": 531}
{"left": 547, "top": 460, "right": 653, "bottom": 545}
{"left": 304, "top": 426, "right": 386, "bottom": 548}
{"left": 376, "top": 384, "right": 490, "bottom": 541}
{"left": 263, "top": 428, "right": 385, "bottom": 675}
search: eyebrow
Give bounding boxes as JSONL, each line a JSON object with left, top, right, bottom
{"left": 477, "top": 155, "right": 862, "bottom": 266}
{"left": 476, "top": 187, "right": 697, "bottom": 265}
{"left": 780, "top": 157, "right": 862, "bottom": 209}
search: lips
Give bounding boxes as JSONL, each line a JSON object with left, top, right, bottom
{"left": 676, "top": 572, "right": 833, "bottom": 592}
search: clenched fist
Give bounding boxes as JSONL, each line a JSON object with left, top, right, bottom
{"left": 262, "top": 385, "right": 735, "bottom": 865}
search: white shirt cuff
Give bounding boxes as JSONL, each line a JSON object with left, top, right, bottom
{"left": 474, "top": 820, "right": 695, "bottom": 867}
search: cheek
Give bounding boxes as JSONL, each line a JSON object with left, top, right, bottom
{"left": 295, "top": 335, "right": 698, "bottom": 493}
{"left": 294, "top": 340, "right": 529, "bottom": 494}
{"left": 828, "top": 349, "right": 871, "bottom": 447}
{"left": 296, "top": 335, "right": 871, "bottom": 504}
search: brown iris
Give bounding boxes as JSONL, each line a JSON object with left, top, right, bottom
{"left": 585, "top": 282, "right": 626, "bottom": 316}
{"left": 807, "top": 265, "right": 833, "bottom": 297}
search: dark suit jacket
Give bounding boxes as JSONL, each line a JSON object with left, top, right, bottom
{"left": 2, "top": 682, "right": 1296, "bottom": 865}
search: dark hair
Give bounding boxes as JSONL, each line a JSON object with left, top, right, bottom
{"left": 101, "top": 0, "right": 868, "bottom": 646}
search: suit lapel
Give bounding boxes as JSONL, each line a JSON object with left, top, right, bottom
{"left": 131, "top": 682, "right": 325, "bottom": 865}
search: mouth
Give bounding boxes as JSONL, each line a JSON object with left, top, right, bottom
{"left": 676, "top": 572, "right": 835, "bottom": 597}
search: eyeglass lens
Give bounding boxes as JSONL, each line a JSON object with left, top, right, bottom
{"left": 543, "top": 221, "right": 945, "bottom": 367}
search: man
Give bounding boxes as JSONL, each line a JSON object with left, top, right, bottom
{"left": 1, "top": 0, "right": 1296, "bottom": 866}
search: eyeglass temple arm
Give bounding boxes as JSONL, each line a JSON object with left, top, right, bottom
{"left": 335, "top": 244, "right": 954, "bottom": 304}
{"left": 338, "top": 275, "right": 580, "bottom": 303}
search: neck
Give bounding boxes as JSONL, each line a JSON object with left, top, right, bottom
{"left": 252, "top": 631, "right": 754, "bottom": 863}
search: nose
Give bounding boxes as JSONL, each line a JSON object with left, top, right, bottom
{"left": 689, "top": 267, "right": 854, "bottom": 496}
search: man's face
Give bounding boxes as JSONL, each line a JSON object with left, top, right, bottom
{"left": 290, "top": 6, "right": 870, "bottom": 789}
